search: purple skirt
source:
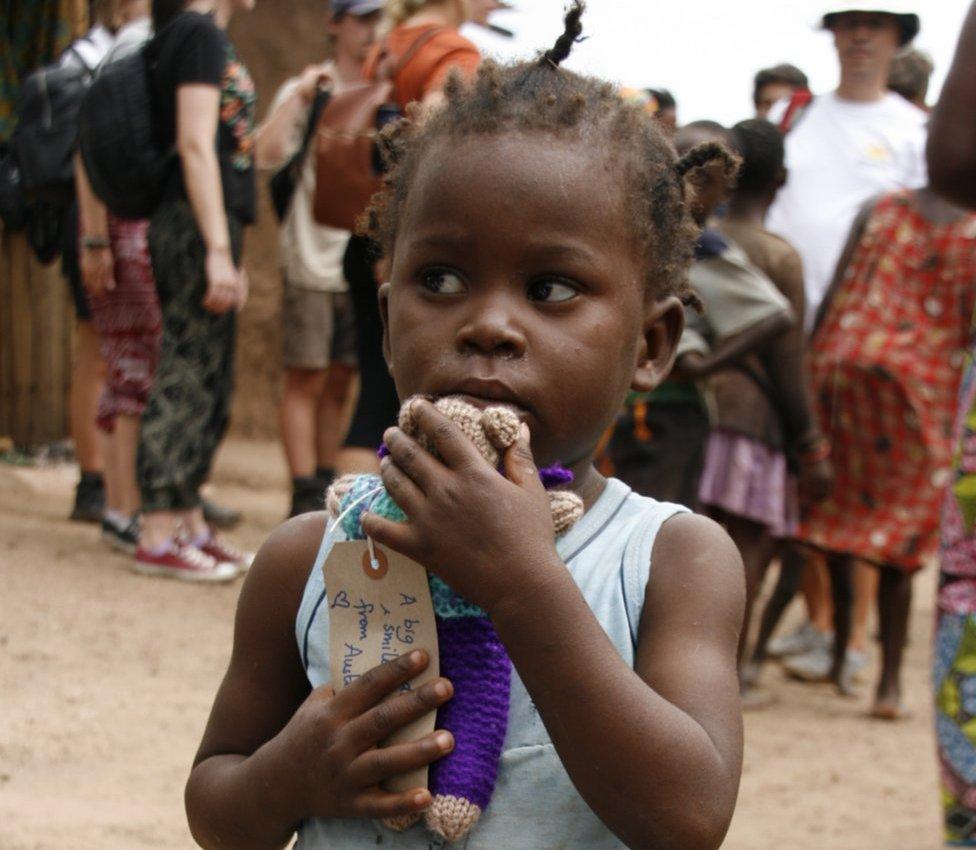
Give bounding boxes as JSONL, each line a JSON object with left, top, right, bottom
{"left": 698, "top": 429, "right": 798, "bottom": 538}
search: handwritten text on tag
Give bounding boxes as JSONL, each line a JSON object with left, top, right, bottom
{"left": 323, "top": 540, "right": 439, "bottom": 792}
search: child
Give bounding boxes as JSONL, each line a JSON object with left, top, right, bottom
{"left": 696, "top": 119, "right": 832, "bottom": 701}
{"left": 601, "top": 121, "right": 795, "bottom": 509}
{"left": 185, "top": 5, "right": 744, "bottom": 848}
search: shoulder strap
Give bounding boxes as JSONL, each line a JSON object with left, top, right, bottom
{"left": 374, "top": 26, "right": 448, "bottom": 82}
{"left": 66, "top": 43, "right": 96, "bottom": 76}
{"left": 779, "top": 89, "right": 813, "bottom": 135}
{"left": 300, "top": 87, "right": 331, "bottom": 156}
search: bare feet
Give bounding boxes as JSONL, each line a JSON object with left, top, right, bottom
{"left": 869, "top": 688, "right": 912, "bottom": 720}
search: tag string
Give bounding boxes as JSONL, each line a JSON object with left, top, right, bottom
{"left": 327, "top": 485, "right": 386, "bottom": 571}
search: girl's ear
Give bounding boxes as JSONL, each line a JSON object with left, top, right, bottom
{"left": 378, "top": 281, "right": 394, "bottom": 371}
{"left": 632, "top": 295, "right": 684, "bottom": 393}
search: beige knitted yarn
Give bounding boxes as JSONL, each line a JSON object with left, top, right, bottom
{"left": 399, "top": 396, "right": 520, "bottom": 468}
{"left": 327, "top": 396, "right": 585, "bottom": 539}
{"left": 548, "top": 489, "right": 584, "bottom": 536}
{"left": 426, "top": 795, "right": 483, "bottom": 843}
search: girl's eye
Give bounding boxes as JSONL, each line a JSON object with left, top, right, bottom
{"left": 528, "top": 278, "right": 577, "bottom": 303}
{"left": 421, "top": 269, "right": 466, "bottom": 295}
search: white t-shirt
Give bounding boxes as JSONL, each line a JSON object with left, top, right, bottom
{"left": 100, "top": 17, "right": 152, "bottom": 67}
{"left": 60, "top": 24, "right": 115, "bottom": 72}
{"left": 267, "top": 66, "right": 350, "bottom": 293}
{"left": 766, "top": 91, "right": 927, "bottom": 327}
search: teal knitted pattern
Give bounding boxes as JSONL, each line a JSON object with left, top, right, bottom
{"left": 338, "top": 475, "right": 488, "bottom": 619}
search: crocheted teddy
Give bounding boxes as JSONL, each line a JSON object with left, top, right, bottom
{"left": 326, "top": 396, "right": 584, "bottom": 842}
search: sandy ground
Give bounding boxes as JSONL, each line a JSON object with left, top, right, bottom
{"left": 1, "top": 438, "right": 944, "bottom": 849}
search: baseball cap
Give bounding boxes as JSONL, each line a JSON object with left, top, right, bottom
{"left": 331, "top": 0, "right": 384, "bottom": 18}
{"left": 820, "top": 3, "right": 920, "bottom": 46}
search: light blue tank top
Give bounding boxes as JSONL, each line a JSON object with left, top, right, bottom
{"left": 294, "top": 477, "right": 688, "bottom": 849}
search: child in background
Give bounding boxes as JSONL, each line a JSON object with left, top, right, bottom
{"left": 698, "top": 119, "right": 831, "bottom": 704}
{"left": 602, "top": 121, "right": 795, "bottom": 510}
{"left": 797, "top": 185, "right": 976, "bottom": 717}
{"left": 184, "top": 5, "right": 744, "bottom": 848}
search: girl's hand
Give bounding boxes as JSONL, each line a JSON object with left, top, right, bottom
{"left": 264, "top": 651, "right": 455, "bottom": 822}
{"left": 361, "top": 399, "right": 560, "bottom": 612}
{"left": 203, "top": 247, "right": 240, "bottom": 315}
{"left": 798, "top": 456, "right": 835, "bottom": 505}
{"left": 80, "top": 244, "right": 114, "bottom": 298}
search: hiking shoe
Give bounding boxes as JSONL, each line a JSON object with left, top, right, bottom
{"left": 201, "top": 498, "right": 242, "bottom": 530}
{"left": 101, "top": 515, "right": 139, "bottom": 555}
{"left": 197, "top": 533, "right": 254, "bottom": 572}
{"left": 767, "top": 621, "right": 826, "bottom": 658}
{"left": 69, "top": 472, "right": 105, "bottom": 523}
{"left": 132, "top": 543, "right": 239, "bottom": 583}
{"left": 289, "top": 476, "right": 326, "bottom": 518}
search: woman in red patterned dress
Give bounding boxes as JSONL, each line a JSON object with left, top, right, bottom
{"left": 797, "top": 187, "right": 976, "bottom": 717}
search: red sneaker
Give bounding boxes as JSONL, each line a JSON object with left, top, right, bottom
{"left": 197, "top": 533, "right": 254, "bottom": 572}
{"left": 133, "top": 543, "right": 239, "bottom": 583}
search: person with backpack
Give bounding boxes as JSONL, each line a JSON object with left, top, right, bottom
{"left": 51, "top": 0, "right": 120, "bottom": 524}
{"left": 131, "top": 0, "right": 257, "bottom": 581}
{"left": 332, "top": 0, "right": 481, "bottom": 462}
{"left": 74, "top": 0, "right": 159, "bottom": 554}
{"left": 254, "top": 0, "right": 382, "bottom": 518}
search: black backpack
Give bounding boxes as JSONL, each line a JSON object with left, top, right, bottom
{"left": 78, "top": 45, "right": 173, "bottom": 220}
{"left": 11, "top": 45, "right": 95, "bottom": 205}
{"left": 0, "top": 143, "right": 29, "bottom": 231}
{"left": 269, "top": 87, "right": 331, "bottom": 222}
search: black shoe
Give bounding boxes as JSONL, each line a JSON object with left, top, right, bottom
{"left": 289, "top": 476, "right": 327, "bottom": 518}
{"left": 101, "top": 515, "right": 139, "bottom": 555}
{"left": 201, "top": 498, "right": 242, "bottom": 530}
{"left": 69, "top": 472, "right": 105, "bottom": 524}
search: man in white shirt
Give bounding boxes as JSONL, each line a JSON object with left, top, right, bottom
{"left": 255, "top": 0, "right": 382, "bottom": 517}
{"left": 766, "top": 4, "right": 927, "bottom": 328}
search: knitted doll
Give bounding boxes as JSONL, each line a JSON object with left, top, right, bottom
{"left": 326, "top": 396, "right": 584, "bottom": 842}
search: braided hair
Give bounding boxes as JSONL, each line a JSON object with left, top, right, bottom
{"left": 364, "top": 1, "right": 736, "bottom": 307}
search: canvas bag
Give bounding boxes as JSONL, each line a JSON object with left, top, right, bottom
{"left": 312, "top": 27, "right": 443, "bottom": 231}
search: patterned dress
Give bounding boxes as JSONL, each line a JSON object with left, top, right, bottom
{"left": 797, "top": 191, "right": 976, "bottom": 572}
{"left": 936, "top": 323, "right": 976, "bottom": 845}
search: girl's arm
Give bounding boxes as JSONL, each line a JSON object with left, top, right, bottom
{"left": 185, "top": 517, "right": 456, "bottom": 850}
{"left": 811, "top": 200, "right": 875, "bottom": 335}
{"left": 492, "top": 513, "right": 743, "bottom": 850}
{"left": 73, "top": 151, "right": 114, "bottom": 298}
{"left": 675, "top": 310, "right": 790, "bottom": 379}
{"left": 175, "top": 83, "right": 242, "bottom": 315}
{"left": 928, "top": 0, "right": 976, "bottom": 209}
{"left": 254, "top": 66, "right": 329, "bottom": 170}
{"left": 367, "top": 403, "right": 744, "bottom": 850}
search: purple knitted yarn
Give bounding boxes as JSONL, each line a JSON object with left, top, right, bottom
{"left": 377, "top": 443, "right": 390, "bottom": 459}
{"left": 539, "top": 464, "right": 574, "bottom": 489}
{"left": 429, "top": 616, "right": 511, "bottom": 811}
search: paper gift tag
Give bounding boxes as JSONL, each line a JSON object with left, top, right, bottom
{"left": 323, "top": 540, "right": 439, "bottom": 792}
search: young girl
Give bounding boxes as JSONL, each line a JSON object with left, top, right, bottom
{"left": 185, "top": 6, "right": 744, "bottom": 848}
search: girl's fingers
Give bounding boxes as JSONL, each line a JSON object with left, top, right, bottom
{"left": 381, "top": 433, "right": 439, "bottom": 496}
{"left": 348, "top": 786, "right": 432, "bottom": 820}
{"left": 342, "top": 677, "right": 453, "bottom": 751}
{"left": 410, "top": 400, "right": 485, "bottom": 471}
{"left": 346, "top": 730, "right": 455, "bottom": 788}
{"left": 504, "top": 423, "right": 546, "bottom": 498}
{"left": 360, "top": 511, "right": 423, "bottom": 561}
{"left": 331, "top": 651, "right": 430, "bottom": 718}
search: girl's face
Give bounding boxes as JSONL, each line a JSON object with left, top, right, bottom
{"left": 380, "top": 133, "right": 681, "bottom": 470}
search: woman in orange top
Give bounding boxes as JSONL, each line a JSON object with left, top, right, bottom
{"left": 342, "top": 0, "right": 481, "bottom": 470}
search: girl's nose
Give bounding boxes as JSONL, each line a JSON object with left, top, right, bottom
{"left": 455, "top": 301, "right": 527, "bottom": 359}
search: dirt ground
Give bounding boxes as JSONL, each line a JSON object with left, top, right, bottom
{"left": 0, "top": 438, "right": 944, "bottom": 850}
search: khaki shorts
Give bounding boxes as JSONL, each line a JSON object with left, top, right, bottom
{"left": 282, "top": 285, "right": 357, "bottom": 371}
